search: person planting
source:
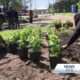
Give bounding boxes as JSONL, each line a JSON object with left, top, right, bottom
{"left": 62, "top": 12, "right": 80, "bottom": 49}
{"left": 74, "top": 12, "right": 80, "bottom": 27}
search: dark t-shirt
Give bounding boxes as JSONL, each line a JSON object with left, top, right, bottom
{"left": 13, "top": 10, "right": 18, "bottom": 19}
{"left": 74, "top": 12, "right": 80, "bottom": 26}
{"left": 7, "top": 9, "right": 14, "bottom": 19}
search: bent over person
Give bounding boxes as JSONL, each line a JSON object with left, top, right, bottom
{"left": 62, "top": 12, "right": 80, "bottom": 49}
{"left": 74, "top": 12, "right": 80, "bottom": 27}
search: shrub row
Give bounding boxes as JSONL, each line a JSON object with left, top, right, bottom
{"left": 0, "top": 27, "right": 41, "bottom": 62}
{"left": 42, "top": 25, "right": 61, "bottom": 69}
{"left": 0, "top": 25, "right": 61, "bottom": 70}
{"left": 52, "top": 19, "right": 73, "bottom": 29}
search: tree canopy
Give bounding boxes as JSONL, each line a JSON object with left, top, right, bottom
{"left": 0, "top": 0, "right": 27, "bottom": 11}
{"left": 48, "top": 0, "right": 79, "bottom": 13}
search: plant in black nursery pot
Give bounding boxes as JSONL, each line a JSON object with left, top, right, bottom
{"left": 63, "top": 20, "right": 73, "bottom": 28}
{"left": 29, "top": 30, "right": 41, "bottom": 63}
{"left": 53, "top": 19, "right": 62, "bottom": 30}
{"left": 18, "top": 40, "right": 29, "bottom": 60}
{"left": 17, "top": 29, "right": 30, "bottom": 60}
{"left": 48, "top": 32, "right": 61, "bottom": 70}
{"left": 7, "top": 36, "right": 18, "bottom": 54}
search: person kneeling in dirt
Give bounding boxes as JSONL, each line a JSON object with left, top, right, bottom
{"left": 62, "top": 12, "right": 80, "bottom": 49}
{"left": 0, "top": 14, "right": 5, "bottom": 31}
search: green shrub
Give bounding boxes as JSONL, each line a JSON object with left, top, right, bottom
{"left": 63, "top": 20, "right": 73, "bottom": 28}
{"left": 59, "top": 28, "right": 73, "bottom": 35}
{"left": 42, "top": 25, "right": 54, "bottom": 35}
{"left": 0, "top": 25, "right": 61, "bottom": 56}
{"left": 0, "top": 30, "right": 18, "bottom": 45}
{"left": 53, "top": 19, "right": 62, "bottom": 29}
{"left": 18, "top": 28, "right": 32, "bottom": 49}
{"left": 28, "top": 28, "right": 41, "bottom": 53}
{"left": 48, "top": 32, "right": 61, "bottom": 57}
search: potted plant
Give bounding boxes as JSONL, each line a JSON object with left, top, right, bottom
{"left": 17, "top": 40, "right": 29, "bottom": 60}
{"left": 1, "top": 30, "right": 20, "bottom": 54}
{"left": 29, "top": 31, "right": 41, "bottom": 63}
{"left": 53, "top": 19, "right": 62, "bottom": 30}
{"left": 17, "top": 29, "right": 30, "bottom": 60}
{"left": 7, "top": 35, "right": 18, "bottom": 53}
{"left": 48, "top": 32, "right": 61, "bottom": 70}
{"left": 63, "top": 20, "right": 73, "bottom": 28}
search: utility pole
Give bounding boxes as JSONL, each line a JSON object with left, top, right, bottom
{"left": 30, "top": 0, "right": 32, "bottom": 10}
{"left": 34, "top": 0, "right": 37, "bottom": 14}
{"left": 35, "top": 0, "right": 36, "bottom": 10}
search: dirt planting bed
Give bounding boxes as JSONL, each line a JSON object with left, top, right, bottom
{"left": 0, "top": 33, "right": 80, "bottom": 80}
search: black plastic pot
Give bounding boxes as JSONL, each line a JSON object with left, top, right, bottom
{"left": 54, "top": 24, "right": 62, "bottom": 30}
{"left": 45, "top": 34, "right": 49, "bottom": 40}
{"left": 8, "top": 43, "right": 18, "bottom": 53}
{"left": 18, "top": 47, "right": 28, "bottom": 60}
{"left": 30, "top": 52, "right": 41, "bottom": 63}
{"left": 49, "top": 55, "right": 59, "bottom": 70}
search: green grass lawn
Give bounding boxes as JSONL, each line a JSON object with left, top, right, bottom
{"left": 55, "top": 12, "right": 75, "bottom": 16}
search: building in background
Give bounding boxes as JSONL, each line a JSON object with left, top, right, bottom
{"left": 19, "top": 8, "right": 29, "bottom": 16}
{"left": 34, "top": 8, "right": 48, "bottom": 14}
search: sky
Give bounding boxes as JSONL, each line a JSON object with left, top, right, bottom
{"left": 26, "top": 0, "right": 53, "bottom": 10}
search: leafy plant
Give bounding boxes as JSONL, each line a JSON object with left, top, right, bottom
{"left": 0, "top": 30, "right": 18, "bottom": 46}
{"left": 18, "top": 28, "right": 32, "bottom": 49}
{"left": 59, "top": 27, "right": 72, "bottom": 35}
{"left": 63, "top": 20, "right": 73, "bottom": 28}
{"left": 53, "top": 19, "right": 62, "bottom": 29}
{"left": 29, "top": 29, "right": 41, "bottom": 53}
{"left": 41, "top": 25, "right": 54, "bottom": 37}
{"left": 48, "top": 32, "right": 61, "bottom": 56}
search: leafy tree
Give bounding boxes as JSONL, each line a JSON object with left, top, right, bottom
{"left": 0, "top": 0, "right": 9, "bottom": 15}
{"left": 53, "top": 0, "right": 79, "bottom": 12}
{"left": 77, "top": 1, "right": 80, "bottom": 11}
{"left": 0, "top": 0, "right": 26, "bottom": 14}
{"left": 10, "top": 0, "right": 23, "bottom": 11}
